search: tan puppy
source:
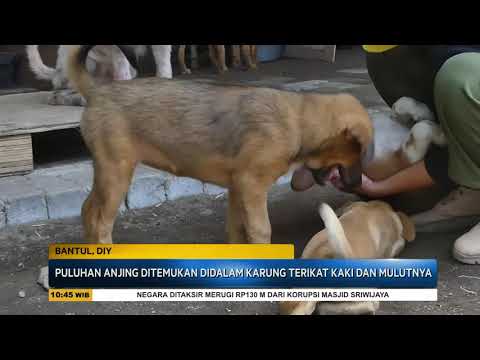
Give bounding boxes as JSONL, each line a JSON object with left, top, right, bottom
{"left": 279, "top": 201, "right": 415, "bottom": 315}
{"left": 66, "top": 45, "right": 373, "bottom": 245}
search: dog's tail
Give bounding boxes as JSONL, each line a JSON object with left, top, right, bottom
{"left": 25, "top": 45, "right": 57, "bottom": 81}
{"left": 66, "top": 45, "right": 139, "bottom": 101}
{"left": 318, "top": 203, "right": 354, "bottom": 258}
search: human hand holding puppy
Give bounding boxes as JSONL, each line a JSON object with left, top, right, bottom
{"left": 292, "top": 159, "right": 435, "bottom": 199}
{"left": 328, "top": 161, "right": 436, "bottom": 198}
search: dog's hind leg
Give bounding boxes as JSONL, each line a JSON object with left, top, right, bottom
{"left": 402, "top": 120, "right": 447, "bottom": 164}
{"left": 241, "top": 45, "right": 257, "bottom": 70}
{"left": 250, "top": 45, "right": 258, "bottom": 69}
{"left": 178, "top": 45, "right": 191, "bottom": 75}
{"left": 232, "top": 45, "right": 242, "bottom": 69}
{"left": 190, "top": 45, "right": 199, "bottom": 70}
{"left": 151, "top": 45, "right": 173, "bottom": 79}
{"left": 209, "top": 45, "right": 228, "bottom": 74}
{"left": 82, "top": 158, "right": 135, "bottom": 244}
{"left": 216, "top": 45, "right": 228, "bottom": 73}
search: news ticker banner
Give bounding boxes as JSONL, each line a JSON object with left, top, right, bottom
{"left": 48, "top": 244, "right": 438, "bottom": 302}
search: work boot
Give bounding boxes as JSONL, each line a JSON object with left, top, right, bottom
{"left": 412, "top": 187, "right": 480, "bottom": 232}
{"left": 453, "top": 222, "right": 480, "bottom": 265}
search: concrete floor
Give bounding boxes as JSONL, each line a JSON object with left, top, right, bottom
{"left": 1, "top": 46, "right": 480, "bottom": 315}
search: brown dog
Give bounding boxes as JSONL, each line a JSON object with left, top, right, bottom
{"left": 279, "top": 201, "right": 416, "bottom": 315}
{"left": 66, "top": 45, "right": 373, "bottom": 245}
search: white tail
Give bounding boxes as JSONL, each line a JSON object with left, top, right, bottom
{"left": 25, "top": 45, "right": 57, "bottom": 81}
{"left": 318, "top": 203, "right": 354, "bottom": 258}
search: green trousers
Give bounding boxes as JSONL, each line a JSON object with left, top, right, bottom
{"left": 435, "top": 53, "right": 480, "bottom": 189}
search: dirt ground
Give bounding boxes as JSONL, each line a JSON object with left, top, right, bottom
{"left": 1, "top": 47, "right": 480, "bottom": 315}
{"left": 1, "top": 185, "right": 480, "bottom": 315}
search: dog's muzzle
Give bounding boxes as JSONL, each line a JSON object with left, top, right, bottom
{"left": 309, "top": 168, "right": 333, "bottom": 186}
{"left": 338, "top": 162, "right": 363, "bottom": 190}
{"left": 309, "top": 162, "right": 363, "bottom": 190}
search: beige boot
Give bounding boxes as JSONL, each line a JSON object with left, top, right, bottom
{"left": 412, "top": 187, "right": 480, "bottom": 232}
{"left": 453, "top": 222, "right": 480, "bottom": 265}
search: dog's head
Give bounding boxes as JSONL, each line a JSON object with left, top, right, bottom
{"left": 304, "top": 101, "right": 374, "bottom": 191}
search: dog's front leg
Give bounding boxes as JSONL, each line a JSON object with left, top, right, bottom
{"left": 392, "top": 97, "right": 435, "bottom": 124}
{"left": 209, "top": 45, "right": 228, "bottom": 74}
{"left": 241, "top": 45, "right": 257, "bottom": 70}
{"left": 177, "top": 45, "right": 191, "bottom": 75}
{"left": 112, "top": 46, "right": 134, "bottom": 81}
{"left": 226, "top": 189, "right": 247, "bottom": 244}
{"left": 234, "top": 176, "right": 271, "bottom": 244}
{"left": 190, "top": 45, "right": 199, "bottom": 70}
{"left": 232, "top": 45, "right": 242, "bottom": 69}
{"left": 82, "top": 160, "right": 136, "bottom": 244}
{"left": 151, "top": 45, "right": 173, "bottom": 79}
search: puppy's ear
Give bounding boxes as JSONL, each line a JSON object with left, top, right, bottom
{"left": 345, "top": 120, "right": 374, "bottom": 156}
{"left": 335, "top": 201, "right": 355, "bottom": 217}
{"left": 396, "top": 212, "right": 416, "bottom": 242}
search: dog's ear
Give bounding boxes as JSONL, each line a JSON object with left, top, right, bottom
{"left": 396, "top": 211, "right": 416, "bottom": 242}
{"left": 335, "top": 201, "right": 355, "bottom": 217}
{"left": 345, "top": 120, "right": 374, "bottom": 157}
{"left": 338, "top": 122, "right": 374, "bottom": 191}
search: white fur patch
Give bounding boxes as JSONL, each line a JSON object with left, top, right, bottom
{"left": 402, "top": 121, "right": 447, "bottom": 163}
{"left": 392, "top": 97, "right": 435, "bottom": 123}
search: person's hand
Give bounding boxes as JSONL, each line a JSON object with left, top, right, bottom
{"left": 327, "top": 169, "right": 384, "bottom": 198}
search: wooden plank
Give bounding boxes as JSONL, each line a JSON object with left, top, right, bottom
{"left": 0, "top": 134, "right": 33, "bottom": 176}
{"left": 0, "top": 92, "right": 83, "bottom": 137}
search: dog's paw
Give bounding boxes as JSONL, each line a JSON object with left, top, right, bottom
{"left": 392, "top": 97, "right": 435, "bottom": 124}
{"left": 401, "top": 120, "right": 447, "bottom": 163}
{"left": 217, "top": 66, "right": 229, "bottom": 74}
{"left": 48, "top": 90, "right": 86, "bottom": 107}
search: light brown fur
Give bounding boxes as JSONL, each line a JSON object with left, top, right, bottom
{"left": 67, "top": 45, "right": 373, "bottom": 245}
{"left": 279, "top": 200, "right": 415, "bottom": 316}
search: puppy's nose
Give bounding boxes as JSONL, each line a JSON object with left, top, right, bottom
{"left": 310, "top": 168, "right": 332, "bottom": 186}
